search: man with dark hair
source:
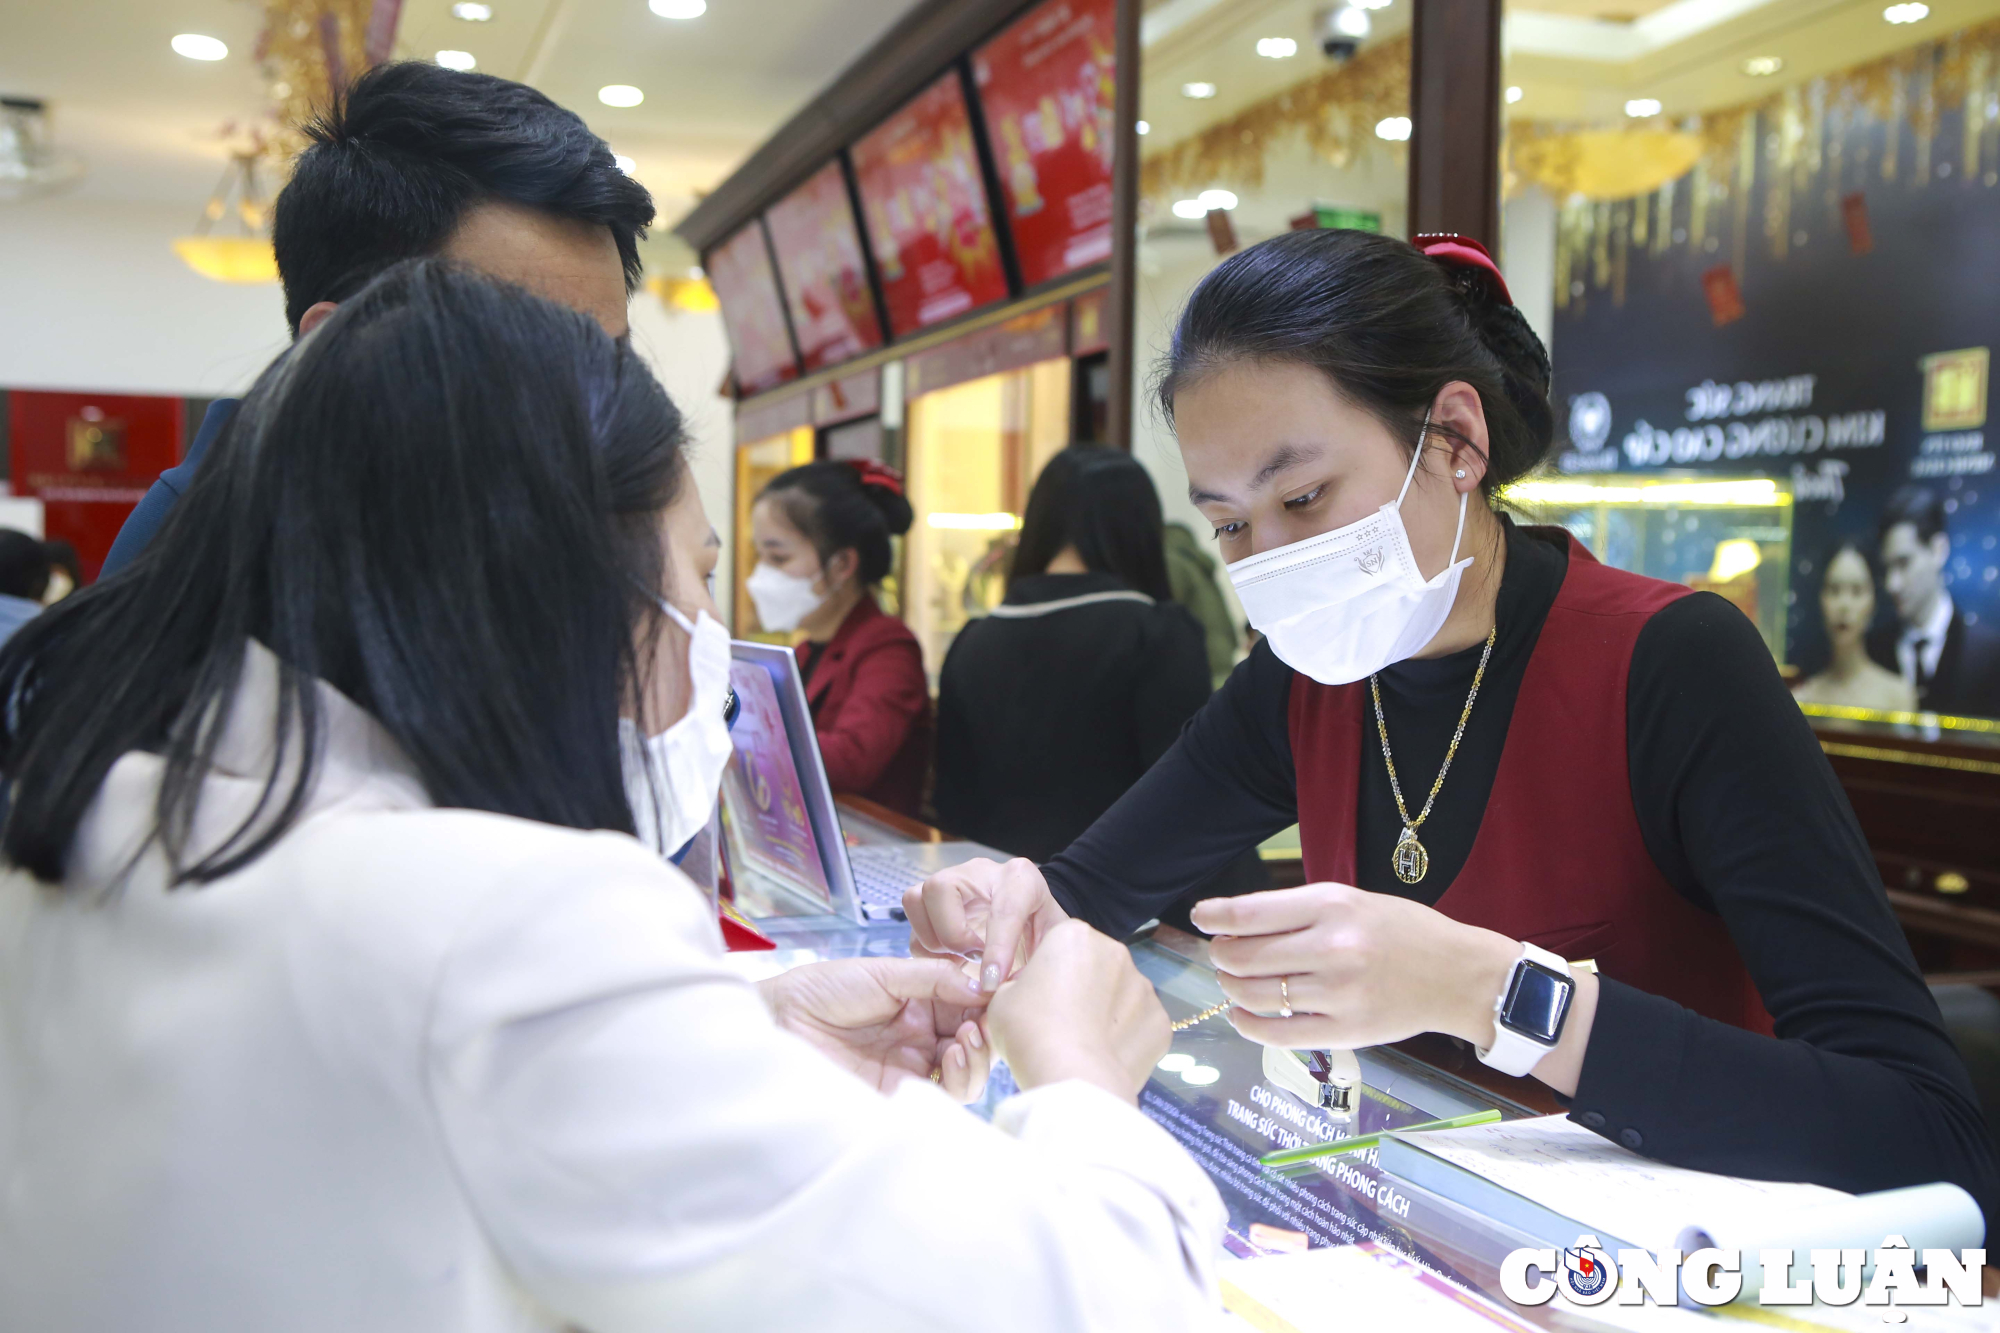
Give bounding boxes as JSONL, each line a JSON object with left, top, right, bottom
{"left": 0, "top": 530, "right": 52, "bottom": 647}
{"left": 1867, "top": 484, "right": 2000, "bottom": 716}
{"left": 101, "top": 61, "right": 654, "bottom": 576}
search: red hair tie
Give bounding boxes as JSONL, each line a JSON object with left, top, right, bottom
{"left": 846, "top": 458, "right": 905, "bottom": 498}
{"left": 1413, "top": 232, "right": 1513, "bottom": 306}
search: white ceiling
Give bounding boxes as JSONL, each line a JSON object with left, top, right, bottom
{"left": 0, "top": 0, "right": 925, "bottom": 237}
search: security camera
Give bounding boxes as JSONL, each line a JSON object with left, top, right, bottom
{"left": 1315, "top": 4, "right": 1370, "bottom": 61}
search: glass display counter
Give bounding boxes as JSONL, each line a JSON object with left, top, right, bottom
{"left": 725, "top": 893, "right": 1562, "bottom": 1322}
{"left": 1500, "top": 474, "right": 1794, "bottom": 664}
{"left": 901, "top": 357, "right": 1070, "bottom": 682}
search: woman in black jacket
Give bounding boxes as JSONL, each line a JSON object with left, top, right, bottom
{"left": 935, "top": 446, "right": 1219, "bottom": 863}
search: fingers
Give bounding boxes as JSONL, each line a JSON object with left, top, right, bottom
{"left": 1214, "top": 970, "right": 1307, "bottom": 1017}
{"left": 1189, "top": 883, "right": 1357, "bottom": 940}
{"left": 1224, "top": 1007, "right": 1352, "bottom": 1050}
{"left": 864, "top": 957, "right": 987, "bottom": 1010}
{"left": 979, "top": 858, "right": 1050, "bottom": 993}
{"left": 936, "top": 1020, "right": 991, "bottom": 1103}
{"left": 903, "top": 860, "right": 1000, "bottom": 957}
{"left": 1208, "top": 928, "right": 1350, "bottom": 981}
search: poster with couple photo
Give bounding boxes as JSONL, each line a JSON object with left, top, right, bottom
{"left": 1547, "top": 63, "right": 2000, "bottom": 722}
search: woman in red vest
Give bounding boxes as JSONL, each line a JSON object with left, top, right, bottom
{"left": 907, "top": 229, "right": 1995, "bottom": 1216}
{"left": 748, "top": 460, "right": 929, "bottom": 818}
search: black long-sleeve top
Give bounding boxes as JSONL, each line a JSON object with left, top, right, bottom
{"left": 935, "top": 572, "right": 1211, "bottom": 862}
{"left": 1044, "top": 522, "right": 1998, "bottom": 1220}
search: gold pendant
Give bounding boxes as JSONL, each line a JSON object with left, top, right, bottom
{"left": 1392, "top": 827, "right": 1429, "bottom": 884}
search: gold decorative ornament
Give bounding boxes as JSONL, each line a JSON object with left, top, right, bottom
{"left": 1369, "top": 624, "right": 1498, "bottom": 886}
{"left": 258, "top": 0, "right": 402, "bottom": 158}
{"left": 1510, "top": 16, "right": 2000, "bottom": 314}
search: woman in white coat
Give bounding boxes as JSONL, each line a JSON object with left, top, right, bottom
{"left": 0, "top": 261, "right": 1224, "bottom": 1333}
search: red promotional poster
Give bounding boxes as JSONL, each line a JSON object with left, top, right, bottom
{"left": 766, "top": 161, "right": 884, "bottom": 371}
{"left": 7, "top": 389, "right": 184, "bottom": 580}
{"left": 851, "top": 72, "right": 1009, "bottom": 336}
{"left": 972, "top": 0, "right": 1117, "bottom": 287}
{"left": 707, "top": 221, "right": 800, "bottom": 396}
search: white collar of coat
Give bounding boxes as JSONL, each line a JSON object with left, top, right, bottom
{"left": 201, "top": 639, "right": 430, "bottom": 812}
{"left": 68, "top": 642, "right": 429, "bottom": 890}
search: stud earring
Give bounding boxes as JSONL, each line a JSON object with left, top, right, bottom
{"left": 1454, "top": 469, "right": 1467, "bottom": 479}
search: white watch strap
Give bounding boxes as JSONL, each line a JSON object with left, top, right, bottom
{"left": 1476, "top": 942, "right": 1571, "bottom": 1078}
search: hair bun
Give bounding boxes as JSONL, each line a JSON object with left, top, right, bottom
{"left": 1442, "top": 270, "right": 1554, "bottom": 452}
{"left": 845, "top": 459, "right": 913, "bottom": 536}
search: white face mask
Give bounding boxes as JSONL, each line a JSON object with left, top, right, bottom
{"left": 622, "top": 602, "right": 736, "bottom": 858}
{"left": 1225, "top": 414, "right": 1472, "bottom": 685}
{"left": 746, "top": 561, "right": 825, "bottom": 633}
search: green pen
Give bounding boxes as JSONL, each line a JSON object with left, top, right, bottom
{"left": 1258, "top": 1108, "right": 1502, "bottom": 1168}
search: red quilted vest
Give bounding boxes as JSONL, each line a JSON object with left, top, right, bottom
{"left": 1287, "top": 530, "right": 1775, "bottom": 1035}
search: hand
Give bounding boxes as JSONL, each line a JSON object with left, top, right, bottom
{"left": 986, "top": 921, "right": 1170, "bottom": 1103}
{"left": 1191, "top": 883, "right": 1521, "bottom": 1051}
{"left": 903, "top": 857, "right": 1070, "bottom": 993}
{"left": 759, "top": 957, "right": 993, "bottom": 1102}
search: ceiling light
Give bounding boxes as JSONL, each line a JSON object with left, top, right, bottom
{"left": 1375, "top": 116, "right": 1411, "bottom": 141}
{"left": 1136, "top": 119, "right": 1150, "bottom": 135}
{"left": 1624, "top": 98, "right": 1662, "bottom": 117}
{"left": 171, "top": 33, "right": 229, "bottom": 61}
{"left": 434, "top": 49, "right": 476, "bottom": 70}
{"left": 1197, "top": 188, "right": 1238, "bottom": 210}
{"left": 451, "top": 2, "right": 493, "bottom": 18}
{"left": 1331, "top": 6, "right": 1371, "bottom": 37}
{"left": 1181, "top": 81, "right": 1216, "bottom": 99}
{"left": 1171, "top": 198, "right": 1207, "bottom": 219}
{"left": 1883, "top": 2, "right": 1927, "bottom": 20}
{"left": 598, "top": 84, "right": 644, "bottom": 107}
{"left": 1256, "top": 36, "right": 1298, "bottom": 58}
{"left": 649, "top": 0, "right": 707, "bottom": 15}
{"left": 1505, "top": 85, "right": 1524, "bottom": 103}
{"left": 1742, "top": 55, "right": 1784, "bottom": 75}
{"left": 613, "top": 153, "right": 635, "bottom": 174}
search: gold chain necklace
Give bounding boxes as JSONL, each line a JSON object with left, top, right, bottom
{"left": 1367, "top": 624, "right": 1497, "bottom": 885}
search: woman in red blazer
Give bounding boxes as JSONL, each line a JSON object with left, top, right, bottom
{"left": 748, "top": 460, "right": 930, "bottom": 817}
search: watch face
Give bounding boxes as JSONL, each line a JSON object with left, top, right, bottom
{"left": 1500, "top": 960, "right": 1573, "bottom": 1045}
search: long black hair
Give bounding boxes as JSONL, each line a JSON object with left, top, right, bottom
{"left": 1157, "top": 229, "right": 1554, "bottom": 491}
{"left": 757, "top": 460, "right": 914, "bottom": 586}
{"left": 1011, "top": 446, "right": 1174, "bottom": 602}
{"left": 0, "top": 260, "right": 686, "bottom": 884}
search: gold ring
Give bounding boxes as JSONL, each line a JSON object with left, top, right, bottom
{"left": 929, "top": 1069, "right": 942, "bottom": 1083}
{"left": 1278, "top": 976, "right": 1293, "bottom": 1019}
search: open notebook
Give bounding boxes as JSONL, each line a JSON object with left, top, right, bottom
{"left": 1378, "top": 1114, "right": 1981, "bottom": 1262}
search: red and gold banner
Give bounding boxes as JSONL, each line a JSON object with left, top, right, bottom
{"left": 972, "top": 0, "right": 1117, "bottom": 287}
{"left": 7, "top": 389, "right": 184, "bottom": 581}
{"left": 707, "top": 221, "right": 800, "bottom": 397}
{"left": 852, "top": 72, "right": 1009, "bottom": 337}
{"left": 766, "top": 161, "right": 884, "bottom": 372}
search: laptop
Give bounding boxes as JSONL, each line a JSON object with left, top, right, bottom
{"left": 721, "top": 640, "right": 1008, "bottom": 925}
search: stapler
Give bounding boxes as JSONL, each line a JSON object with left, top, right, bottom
{"left": 1262, "top": 1046, "right": 1361, "bottom": 1120}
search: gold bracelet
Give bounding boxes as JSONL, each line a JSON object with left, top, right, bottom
{"left": 1171, "top": 1000, "right": 1230, "bottom": 1032}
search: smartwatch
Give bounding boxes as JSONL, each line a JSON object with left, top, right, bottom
{"left": 1476, "top": 942, "right": 1574, "bottom": 1077}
